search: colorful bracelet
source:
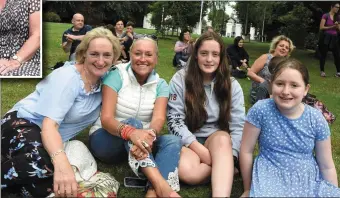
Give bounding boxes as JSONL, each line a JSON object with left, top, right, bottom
{"left": 50, "top": 149, "right": 65, "bottom": 163}
{"left": 117, "top": 123, "right": 126, "bottom": 137}
{"left": 121, "top": 125, "right": 136, "bottom": 140}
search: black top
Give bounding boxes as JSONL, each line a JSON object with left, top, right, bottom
{"left": 226, "top": 44, "right": 249, "bottom": 69}
{"left": 62, "top": 25, "right": 92, "bottom": 55}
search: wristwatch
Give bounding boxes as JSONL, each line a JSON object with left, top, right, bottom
{"left": 11, "top": 55, "right": 23, "bottom": 65}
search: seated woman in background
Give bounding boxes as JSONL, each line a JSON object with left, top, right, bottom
{"left": 167, "top": 32, "right": 245, "bottom": 197}
{"left": 173, "top": 30, "right": 194, "bottom": 69}
{"left": 89, "top": 37, "right": 181, "bottom": 197}
{"left": 247, "top": 35, "right": 294, "bottom": 105}
{"left": 227, "top": 36, "right": 249, "bottom": 79}
{"left": 254, "top": 56, "right": 287, "bottom": 103}
{"left": 1, "top": 27, "right": 121, "bottom": 197}
{"left": 0, "top": 0, "right": 41, "bottom": 76}
{"left": 240, "top": 58, "right": 340, "bottom": 197}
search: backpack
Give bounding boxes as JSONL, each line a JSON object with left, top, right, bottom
{"left": 302, "top": 93, "right": 336, "bottom": 124}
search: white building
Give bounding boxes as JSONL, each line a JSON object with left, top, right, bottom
{"left": 143, "top": 2, "right": 256, "bottom": 40}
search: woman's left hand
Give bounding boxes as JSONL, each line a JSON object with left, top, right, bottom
{"left": 0, "top": 59, "right": 21, "bottom": 75}
{"left": 129, "top": 129, "right": 156, "bottom": 153}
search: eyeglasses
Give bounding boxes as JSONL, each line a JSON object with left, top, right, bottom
{"left": 335, "top": 6, "right": 340, "bottom": 8}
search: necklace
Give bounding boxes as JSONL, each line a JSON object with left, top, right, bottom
{"left": 82, "top": 66, "right": 99, "bottom": 92}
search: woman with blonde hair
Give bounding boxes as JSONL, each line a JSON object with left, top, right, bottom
{"left": 1, "top": 27, "right": 121, "bottom": 197}
{"left": 89, "top": 37, "right": 181, "bottom": 197}
{"left": 247, "top": 35, "right": 294, "bottom": 104}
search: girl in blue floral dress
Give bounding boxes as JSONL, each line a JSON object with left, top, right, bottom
{"left": 240, "top": 58, "right": 340, "bottom": 197}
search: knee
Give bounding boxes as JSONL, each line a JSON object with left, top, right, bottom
{"left": 89, "top": 128, "right": 126, "bottom": 164}
{"left": 210, "top": 132, "right": 232, "bottom": 149}
{"left": 179, "top": 163, "right": 209, "bottom": 185}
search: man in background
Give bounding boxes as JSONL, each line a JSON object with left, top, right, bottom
{"left": 62, "top": 13, "right": 92, "bottom": 61}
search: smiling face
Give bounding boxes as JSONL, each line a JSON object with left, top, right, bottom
{"left": 197, "top": 40, "right": 221, "bottom": 82}
{"left": 83, "top": 37, "right": 114, "bottom": 77}
{"left": 130, "top": 39, "right": 158, "bottom": 84}
{"left": 271, "top": 68, "right": 309, "bottom": 115}
{"left": 273, "top": 40, "right": 290, "bottom": 57}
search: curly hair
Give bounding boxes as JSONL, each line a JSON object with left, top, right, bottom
{"left": 269, "top": 35, "right": 295, "bottom": 56}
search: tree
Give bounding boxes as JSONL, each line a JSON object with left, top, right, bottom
{"left": 149, "top": 1, "right": 208, "bottom": 36}
{"left": 278, "top": 2, "right": 313, "bottom": 48}
{"left": 207, "top": 1, "right": 229, "bottom": 34}
{"left": 43, "top": 2, "right": 151, "bottom": 26}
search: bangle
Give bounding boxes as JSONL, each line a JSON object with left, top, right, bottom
{"left": 50, "top": 149, "right": 65, "bottom": 163}
{"left": 149, "top": 128, "right": 157, "bottom": 136}
{"left": 117, "top": 123, "right": 126, "bottom": 137}
{"left": 121, "top": 125, "right": 136, "bottom": 140}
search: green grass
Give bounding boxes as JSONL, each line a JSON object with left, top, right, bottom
{"left": 1, "top": 22, "right": 340, "bottom": 197}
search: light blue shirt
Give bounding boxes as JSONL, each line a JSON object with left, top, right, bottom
{"left": 9, "top": 62, "right": 103, "bottom": 142}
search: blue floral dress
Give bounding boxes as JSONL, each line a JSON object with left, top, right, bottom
{"left": 247, "top": 99, "right": 340, "bottom": 197}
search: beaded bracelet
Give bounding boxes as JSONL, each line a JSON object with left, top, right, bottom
{"left": 117, "top": 123, "right": 126, "bottom": 137}
{"left": 50, "top": 149, "right": 65, "bottom": 163}
{"left": 121, "top": 125, "right": 136, "bottom": 140}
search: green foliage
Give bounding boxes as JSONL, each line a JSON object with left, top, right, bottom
{"left": 43, "top": 12, "right": 61, "bottom": 23}
{"left": 207, "top": 2, "right": 229, "bottom": 33}
{"left": 149, "top": 1, "right": 208, "bottom": 36}
{"left": 43, "top": 2, "right": 151, "bottom": 25}
{"left": 304, "top": 32, "right": 319, "bottom": 50}
{"left": 278, "top": 3, "right": 313, "bottom": 48}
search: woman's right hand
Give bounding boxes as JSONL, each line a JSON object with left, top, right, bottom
{"left": 53, "top": 154, "right": 78, "bottom": 197}
{"left": 189, "top": 141, "right": 212, "bottom": 166}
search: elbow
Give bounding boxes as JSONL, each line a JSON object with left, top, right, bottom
{"left": 100, "top": 115, "right": 112, "bottom": 130}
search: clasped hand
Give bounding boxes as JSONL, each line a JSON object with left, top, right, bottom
{"left": 129, "top": 129, "right": 156, "bottom": 160}
{"left": 0, "top": 59, "right": 21, "bottom": 75}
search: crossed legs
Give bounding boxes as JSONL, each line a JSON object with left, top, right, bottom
{"left": 178, "top": 131, "right": 234, "bottom": 197}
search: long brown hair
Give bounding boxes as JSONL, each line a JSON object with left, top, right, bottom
{"left": 185, "top": 32, "right": 232, "bottom": 132}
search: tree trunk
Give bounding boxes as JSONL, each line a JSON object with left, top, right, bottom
{"left": 261, "top": 5, "right": 266, "bottom": 42}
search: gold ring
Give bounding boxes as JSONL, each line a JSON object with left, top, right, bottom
{"left": 141, "top": 140, "right": 149, "bottom": 148}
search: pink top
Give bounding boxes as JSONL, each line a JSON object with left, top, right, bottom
{"left": 323, "top": 13, "right": 339, "bottom": 35}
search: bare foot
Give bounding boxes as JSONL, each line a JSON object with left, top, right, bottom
{"left": 154, "top": 181, "right": 181, "bottom": 197}
{"left": 145, "top": 188, "right": 157, "bottom": 198}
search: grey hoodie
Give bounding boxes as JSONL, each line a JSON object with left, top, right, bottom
{"left": 167, "top": 69, "right": 245, "bottom": 158}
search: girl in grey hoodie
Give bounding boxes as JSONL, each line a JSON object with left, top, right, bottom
{"left": 167, "top": 32, "right": 245, "bottom": 197}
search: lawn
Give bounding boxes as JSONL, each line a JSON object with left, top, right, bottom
{"left": 1, "top": 22, "right": 340, "bottom": 197}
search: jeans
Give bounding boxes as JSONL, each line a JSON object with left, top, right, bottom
{"left": 89, "top": 118, "right": 181, "bottom": 191}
